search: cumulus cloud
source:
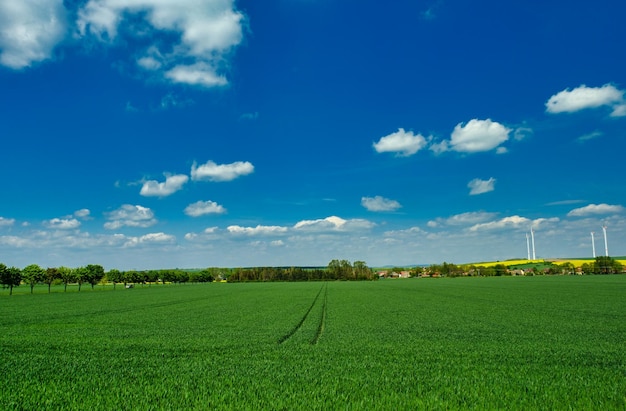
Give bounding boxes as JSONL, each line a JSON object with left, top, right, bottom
{"left": 191, "top": 160, "right": 254, "bottom": 182}
{"left": 294, "top": 216, "right": 375, "bottom": 232}
{"left": 227, "top": 225, "right": 288, "bottom": 236}
{"left": 74, "top": 209, "right": 92, "bottom": 219}
{"left": 77, "top": 0, "right": 244, "bottom": 87}
{"left": 124, "top": 232, "right": 175, "bottom": 247}
{"left": 468, "top": 177, "right": 496, "bottom": 195}
{"left": 45, "top": 218, "right": 81, "bottom": 230}
{"left": 0, "top": 0, "right": 67, "bottom": 69}
{"left": 104, "top": 204, "right": 157, "bottom": 229}
{"left": 567, "top": 203, "right": 625, "bottom": 217}
{"left": 383, "top": 226, "right": 425, "bottom": 236}
{"left": 165, "top": 63, "right": 228, "bottom": 87}
{"left": 428, "top": 211, "right": 498, "bottom": 228}
{"left": 448, "top": 119, "right": 511, "bottom": 153}
{"left": 140, "top": 174, "right": 189, "bottom": 197}
{"left": 184, "top": 200, "right": 227, "bottom": 217}
{"left": 469, "top": 215, "right": 531, "bottom": 231}
{"left": 373, "top": 128, "right": 428, "bottom": 156}
{"left": 546, "top": 84, "right": 626, "bottom": 116}
{"left": 0, "top": 217, "right": 16, "bottom": 227}
{"left": 361, "top": 196, "right": 402, "bottom": 212}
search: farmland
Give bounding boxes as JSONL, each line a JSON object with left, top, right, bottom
{"left": 1, "top": 276, "right": 625, "bottom": 409}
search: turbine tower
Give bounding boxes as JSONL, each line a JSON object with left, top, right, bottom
{"left": 530, "top": 227, "right": 536, "bottom": 260}
{"left": 526, "top": 233, "right": 531, "bottom": 261}
{"left": 602, "top": 225, "right": 609, "bottom": 257}
{"left": 590, "top": 232, "right": 596, "bottom": 258}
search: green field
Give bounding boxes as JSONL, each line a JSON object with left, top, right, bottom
{"left": 1, "top": 277, "right": 625, "bottom": 409}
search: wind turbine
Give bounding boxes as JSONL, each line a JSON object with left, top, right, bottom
{"left": 526, "top": 233, "right": 531, "bottom": 261}
{"left": 602, "top": 224, "right": 609, "bottom": 257}
{"left": 530, "top": 227, "right": 536, "bottom": 260}
{"left": 590, "top": 232, "right": 596, "bottom": 258}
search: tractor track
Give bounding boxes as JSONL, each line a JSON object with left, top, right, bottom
{"left": 278, "top": 283, "right": 327, "bottom": 345}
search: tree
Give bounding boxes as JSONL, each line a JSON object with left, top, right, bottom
{"left": 580, "top": 263, "right": 593, "bottom": 275}
{"left": 337, "top": 260, "right": 352, "bottom": 280}
{"left": 22, "top": 264, "right": 45, "bottom": 294}
{"left": 107, "top": 269, "right": 123, "bottom": 289}
{"left": 73, "top": 267, "right": 88, "bottom": 292}
{"left": 559, "top": 262, "right": 576, "bottom": 275}
{"left": 353, "top": 261, "right": 374, "bottom": 280}
{"left": 84, "top": 264, "right": 105, "bottom": 290}
{"left": 44, "top": 267, "right": 59, "bottom": 293}
{"left": 58, "top": 266, "right": 75, "bottom": 292}
{"left": 594, "top": 256, "right": 622, "bottom": 274}
{"left": 0, "top": 264, "right": 22, "bottom": 295}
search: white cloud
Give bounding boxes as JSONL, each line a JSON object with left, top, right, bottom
{"left": 184, "top": 200, "right": 227, "bottom": 217}
{"left": 468, "top": 177, "right": 496, "bottom": 195}
{"left": 567, "top": 203, "right": 625, "bottom": 217}
{"left": 384, "top": 226, "right": 425, "bottom": 236}
{"left": 373, "top": 128, "right": 428, "bottom": 156}
{"left": 429, "top": 211, "right": 498, "bottom": 227}
{"left": 45, "top": 218, "right": 81, "bottom": 230}
{"left": 74, "top": 209, "right": 92, "bottom": 219}
{"left": 227, "top": 225, "right": 288, "bottom": 236}
{"left": 448, "top": 119, "right": 511, "bottom": 153}
{"left": 361, "top": 196, "right": 402, "bottom": 212}
{"left": 0, "top": 217, "right": 16, "bottom": 227}
{"left": 611, "top": 104, "right": 626, "bottom": 117}
{"left": 0, "top": 0, "right": 67, "bottom": 69}
{"left": 429, "top": 140, "right": 449, "bottom": 154}
{"left": 165, "top": 63, "right": 228, "bottom": 87}
{"left": 469, "top": 215, "right": 531, "bottom": 231}
{"left": 77, "top": 0, "right": 244, "bottom": 87}
{"left": 294, "top": 216, "right": 375, "bottom": 232}
{"left": 545, "top": 84, "right": 625, "bottom": 115}
{"left": 124, "top": 232, "right": 175, "bottom": 247}
{"left": 104, "top": 204, "right": 157, "bottom": 229}
{"left": 140, "top": 174, "right": 189, "bottom": 197}
{"left": 513, "top": 126, "right": 533, "bottom": 141}
{"left": 191, "top": 160, "right": 254, "bottom": 182}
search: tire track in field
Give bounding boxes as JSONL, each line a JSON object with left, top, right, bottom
{"left": 277, "top": 283, "right": 326, "bottom": 345}
{"left": 310, "top": 283, "right": 327, "bottom": 345}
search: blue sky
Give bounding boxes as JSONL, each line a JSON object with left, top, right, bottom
{"left": 1, "top": 0, "right": 625, "bottom": 270}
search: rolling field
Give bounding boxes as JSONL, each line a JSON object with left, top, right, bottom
{"left": 1, "top": 277, "right": 625, "bottom": 409}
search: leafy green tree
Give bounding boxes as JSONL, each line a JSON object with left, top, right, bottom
{"left": 594, "top": 256, "right": 622, "bottom": 274}
{"left": 84, "top": 264, "right": 105, "bottom": 289}
{"left": 22, "top": 264, "right": 45, "bottom": 293}
{"left": 580, "top": 263, "right": 592, "bottom": 274}
{"left": 494, "top": 264, "right": 508, "bottom": 276}
{"left": 44, "top": 267, "right": 60, "bottom": 293}
{"left": 353, "top": 261, "right": 373, "bottom": 280}
{"left": 197, "top": 269, "right": 215, "bottom": 283}
{"left": 124, "top": 270, "right": 141, "bottom": 286}
{"left": 0, "top": 264, "right": 22, "bottom": 295}
{"left": 328, "top": 259, "right": 352, "bottom": 280}
{"left": 107, "top": 269, "right": 123, "bottom": 289}
{"left": 58, "top": 266, "right": 75, "bottom": 292}
{"left": 74, "top": 267, "right": 88, "bottom": 292}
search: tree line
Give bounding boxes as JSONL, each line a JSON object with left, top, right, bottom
{"left": 227, "top": 260, "right": 376, "bottom": 282}
{"left": 395, "top": 256, "right": 624, "bottom": 278}
{"left": 0, "top": 260, "right": 377, "bottom": 295}
{"left": 0, "top": 264, "right": 218, "bottom": 295}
